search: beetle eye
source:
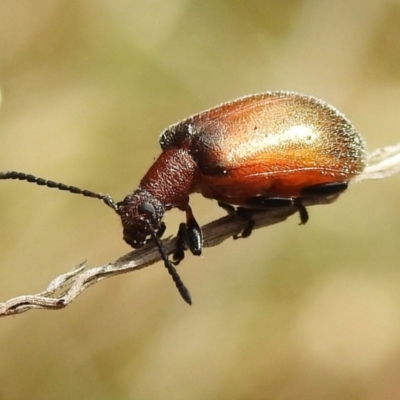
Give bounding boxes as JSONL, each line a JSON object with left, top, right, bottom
{"left": 138, "top": 203, "right": 156, "bottom": 220}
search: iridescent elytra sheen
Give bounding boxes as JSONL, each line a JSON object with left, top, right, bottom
{"left": 0, "top": 91, "right": 367, "bottom": 304}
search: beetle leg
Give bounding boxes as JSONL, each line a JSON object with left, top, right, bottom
{"left": 184, "top": 205, "right": 203, "bottom": 255}
{"left": 173, "top": 205, "right": 203, "bottom": 265}
{"left": 246, "top": 196, "right": 294, "bottom": 208}
{"left": 219, "top": 194, "right": 310, "bottom": 239}
{"left": 246, "top": 196, "right": 309, "bottom": 225}
{"left": 217, "top": 201, "right": 235, "bottom": 215}
{"left": 218, "top": 201, "right": 255, "bottom": 239}
{"left": 157, "top": 222, "right": 167, "bottom": 238}
{"left": 293, "top": 198, "right": 309, "bottom": 225}
{"left": 234, "top": 207, "right": 256, "bottom": 239}
{"left": 173, "top": 223, "right": 188, "bottom": 265}
{"left": 300, "top": 181, "right": 348, "bottom": 197}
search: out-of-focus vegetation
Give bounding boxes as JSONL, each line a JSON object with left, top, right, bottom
{"left": 1, "top": 1, "right": 400, "bottom": 399}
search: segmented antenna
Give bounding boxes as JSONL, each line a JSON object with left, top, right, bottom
{"left": 1, "top": 170, "right": 191, "bottom": 304}
{"left": 0, "top": 171, "right": 117, "bottom": 210}
{"left": 147, "top": 222, "right": 192, "bottom": 305}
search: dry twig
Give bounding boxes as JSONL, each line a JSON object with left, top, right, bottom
{"left": 1, "top": 143, "right": 400, "bottom": 316}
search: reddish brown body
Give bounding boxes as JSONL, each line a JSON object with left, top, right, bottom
{"left": 158, "top": 92, "right": 365, "bottom": 204}
{"left": 118, "top": 92, "right": 365, "bottom": 252}
{"left": 0, "top": 91, "right": 367, "bottom": 304}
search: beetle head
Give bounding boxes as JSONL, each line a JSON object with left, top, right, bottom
{"left": 115, "top": 189, "right": 166, "bottom": 248}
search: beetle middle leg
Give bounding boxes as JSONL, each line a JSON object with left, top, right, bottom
{"left": 218, "top": 201, "right": 256, "bottom": 239}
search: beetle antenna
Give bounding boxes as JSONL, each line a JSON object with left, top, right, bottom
{"left": 0, "top": 171, "right": 117, "bottom": 211}
{"left": 146, "top": 222, "right": 192, "bottom": 305}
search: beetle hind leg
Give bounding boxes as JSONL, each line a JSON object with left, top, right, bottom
{"left": 293, "top": 198, "right": 309, "bottom": 225}
{"left": 300, "top": 181, "right": 348, "bottom": 197}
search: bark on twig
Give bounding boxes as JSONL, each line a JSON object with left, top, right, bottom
{"left": 1, "top": 143, "right": 399, "bottom": 317}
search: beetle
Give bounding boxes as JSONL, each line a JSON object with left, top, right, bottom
{"left": 0, "top": 91, "right": 367, "bottom": 304}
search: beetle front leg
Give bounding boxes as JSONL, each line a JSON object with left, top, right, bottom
{"left": 173, "top": 204, "right": 203, "bottom": 265}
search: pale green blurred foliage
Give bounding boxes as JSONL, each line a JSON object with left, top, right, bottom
{"left": 0, "top": 1, "right": 400, "bottom": 399}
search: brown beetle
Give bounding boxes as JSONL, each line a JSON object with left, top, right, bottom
{"left": 0, "top": 92, "right": 366, "bottom": 304}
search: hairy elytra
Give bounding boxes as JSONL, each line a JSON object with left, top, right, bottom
{"left": 0, "top": 92, "right": 367, "bottom": 304}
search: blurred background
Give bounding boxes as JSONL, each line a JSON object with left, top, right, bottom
{"left": 0, "top": 1, "right": 400, "bottom": 399}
